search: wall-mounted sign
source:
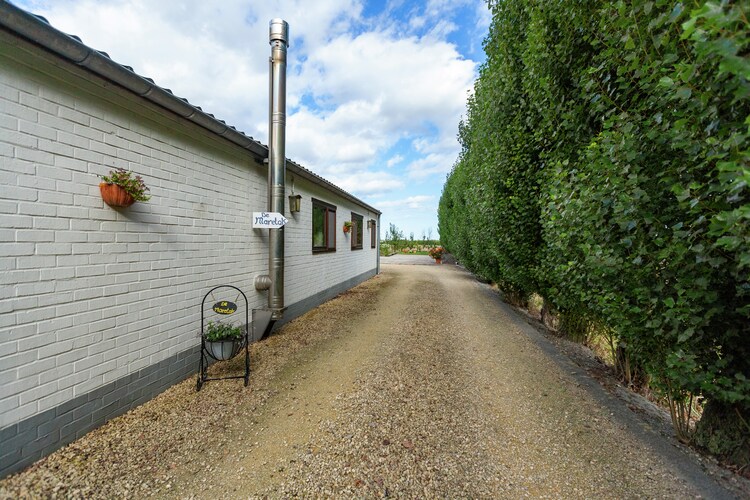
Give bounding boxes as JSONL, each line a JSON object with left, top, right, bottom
{"left": 213, "top": 301, "right": 237, "bottom": 315}
{"left": 253, "top": 212, "right": 289, "bottom": 229}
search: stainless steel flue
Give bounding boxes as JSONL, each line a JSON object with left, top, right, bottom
{"left": 268, "top": 19, "right": 288, "bottom": 320}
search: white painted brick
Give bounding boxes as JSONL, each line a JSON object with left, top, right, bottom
{"left": 0, "top": 83, "right": 19, "bottom": 102}
{"left": 55, "top": 254, "right": 89, "bottom": 267}
{"left": 37, "top": 291, "right": 74, "bottom": 309}
{"left": 1, "top": 43, "right": 380, "bottom": 433}
{"left": 58, "top": 370, "right": 89, "bottom": 392}
{"left": 19, "top": 381, "right": 58, "bottom": 406}
{"left": 0, "top": 396, "right": 20, "bottom": 424}
{"left": 0, "top": 97, "right": 38, "bottom": 121}
{"left": 17, "top": 255, "right": 57, "bottom": 269}
{"left": 36, "top": 243, "right": 73, "bottom": 255}
{"left": 74, "top": 374, "right": 104, "bottom": 397}
{"left": 57, "top": 130, "right": 89, "bottom": 149}
{"left": 0, "top": 169, "right": 14, "bottom": 184}
{"left": 36, "top": 315, "right": 74, "bottom": 334}
{"left": 40, "top": 363, "right": 72, "bottom": 385}
{"left": 75, "top": 265, "right": 106, "bottom": 278}
{"left": 59, "top": 181, "right": 92, "bottom": 197}
{"left": 71, "top": 243, "right": 101, "bottom": 255}
{"left": 0, "top": 185, "right": 37, "bottom": 202}
{"left": 18, "top": 202, "right": 56, "bottom": 217}
{"left": 19, "top": 120, "right": 56, "bottom": 141}
{"left": 0, "top": 200, "right": 18, "bottom": 214}
{"left": 0, "top": 340, "right": 18, "bottom": 357}
{"left": 0, "top": 242, "right": 34, "bottom": 256}
{"left": 16, "top": 306, "right": 56, "bottom": 324}
{"left": 2, "top": 324, "right": 35, "bottom": 342}
{"left": 18, "top": 355, "right": 55, "bottom": 378}
{"left": 53, "top": 154, "right": 88, "bottom": 172}
{"left": 17, "top": 173, "right": 56, "bottom": 191}
{"left": 38, "top": 387, "right": 74, "bottom": 410}
{"left": 70, "top": 219, "right": 100, "bottom": 231}
{"left": 74, "top": 194, "right": 104, "bottom": 209}
{"left": 33, "top": 217, "right": 69, "bottom": 230}
{"left": 1, "top": 129, "right": 37, "bottom": 149}
{"left": 19, "top": 92, "right": 58, "bottom": 116}
{"left": 16, "top": 230, "right": 54, "bottom": 242}
{"left": 38, "top": 111, "right": 72, "bottom": 132}
{"left": 1, "top": 351, "right": 37, "bottom": 373}
{"left": 38, "top": 190, "right": 74, "bottom": 205}
{"left": 58, "top": 105, "right": 90, "bottom": 126}
{"left": 74, "top": 148, "right": 103, "bottom": 165}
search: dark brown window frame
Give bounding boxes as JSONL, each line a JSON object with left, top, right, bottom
{"left": 312, "top": 198, "right": 336, "bottom": 253}
{"left": 351, "top": 212, "right": 364, "bottom": 250}
{"left": 370, "top": 219, "right": 376, "bottom": 248}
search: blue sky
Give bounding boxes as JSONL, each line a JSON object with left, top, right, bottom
{"left": 13, "top": 0, "right": 490, "bottom": 240}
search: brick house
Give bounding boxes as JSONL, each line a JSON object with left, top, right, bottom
{"left": 0, "top": 3, "right": 380, "bottom": 477}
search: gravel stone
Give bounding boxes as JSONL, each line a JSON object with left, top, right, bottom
{"left": 1, "top": 263, "right": 746, "bottom": 499}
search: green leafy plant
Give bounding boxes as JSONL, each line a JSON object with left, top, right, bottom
{"left": 204, "top": 321, "right": 243, "bottom": 342}
{"left": 99, "top": 167, "right": 151, "bottom": 202}
{"left": 343, "top": 220, "right": 352, "bottom": 233}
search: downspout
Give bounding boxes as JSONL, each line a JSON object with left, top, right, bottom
{"left": 268, "top": 19, "right": 288, "bottom": 321}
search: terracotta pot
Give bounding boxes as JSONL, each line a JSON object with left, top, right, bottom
{"left": 343, "top": 224, "right": 351, "bottom": 233}
{"left": 435, "top": 258, "right": 442, "bottom": 264}
{"left": 100, "top": 182, "right": 135, "bottom": 207}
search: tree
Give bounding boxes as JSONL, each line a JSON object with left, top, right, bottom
{"left": 439, "top": 0, "right": 749, "bottom": 466}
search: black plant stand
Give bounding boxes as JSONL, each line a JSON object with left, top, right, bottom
{"left": 196, "top": 285, "right": 250, "bottom": 391}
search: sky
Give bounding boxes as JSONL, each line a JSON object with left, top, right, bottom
{"left": 12, "top": 0, "right": 491, "bottom": 240}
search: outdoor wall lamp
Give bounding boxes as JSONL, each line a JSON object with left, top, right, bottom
{"left": 288, "top": 194, "right": 302, "bottom": 213}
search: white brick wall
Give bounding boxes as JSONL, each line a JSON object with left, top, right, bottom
{"left": 0, "top": 32, "right": 377, "bottom": 429}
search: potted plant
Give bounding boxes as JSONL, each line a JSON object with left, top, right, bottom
{"left": 203, "top": 321, "right": 245, "bottom": 361}
{"left": 98, "top": 167, "right": 151, "bottom": 207}
{"left": 343, "top": 221, "right": 352, "bottom": 233}
{"left": 428, "top": 246, "right": 445, "bottom": 264}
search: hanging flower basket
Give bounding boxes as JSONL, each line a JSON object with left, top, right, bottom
{"left": 343, "top": 221, "right": 352, "bottom": 233}
{"left": 205, "top": 339, "right": 245, "bottom": 361}
{"left": 98, "top": 167, "right": 150, "bottom": 208}
{"left": 203, "top": 321, "right": 245, "bottom": 361}
{"left": 99, "top": 183, "right": 135, "bottom": 207}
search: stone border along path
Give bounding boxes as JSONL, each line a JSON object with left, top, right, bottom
{"left": 1, "top": 263, "right": 746, "bottom": 498}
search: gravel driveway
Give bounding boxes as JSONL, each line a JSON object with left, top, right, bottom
{"left": 0, "top": 264, "right": 743, "bottom": 498}
{"left": 381, "top": 253, "right": 435, "bottom": 265}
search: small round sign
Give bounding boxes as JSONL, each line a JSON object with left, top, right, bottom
{"left": 213, "top": 301, "right": 237, "bottom": 315}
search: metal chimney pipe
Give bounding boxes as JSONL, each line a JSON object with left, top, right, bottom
{"left": 268, "top": 19, "right": 288, "bottom": 320}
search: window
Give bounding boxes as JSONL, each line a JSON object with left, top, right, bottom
{"left": 312, "top": 199, "right": 336, "bottom": 252}
{"left": 370, "top": 220, "right": 376, "bottom": 248}
{"left": 351, "top": 212, "right": 363, "bottom": 250}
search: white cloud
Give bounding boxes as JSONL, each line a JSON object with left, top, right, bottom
{"left": 378, "top": 195, "right": 434, "bottom": 209}
{"left": 406, "top": 152, "right": 455, "bottom": 180}
{"left": 475, "top": 1, "right": 493, "bottom": 30}
{"left": 386, "top": 154, "right": 404, "bottom": 168}
{"left": 328, "top": 170, "right": 404, "bottom": 196}
{"left": 300, "top": 31, "right": 475, "bottom": 137}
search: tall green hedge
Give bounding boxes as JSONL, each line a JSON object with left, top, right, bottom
{"left": 440, "top": 0, "right": 749, "bottom": 465}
